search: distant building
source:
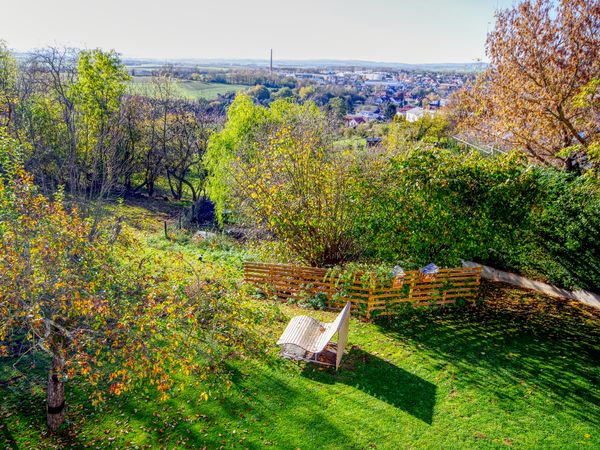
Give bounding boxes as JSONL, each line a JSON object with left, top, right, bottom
{"left": 344, "top": 115, "right": 367, "bottom": 127}
{"left": 357, "top": 110, "right": 381, "bottom": 121}
{"left": 364, "top": 72, "right": 385, "bottom": 81}
{"left": 364, "top": 80, "right": 402, "bottom": 88}
{"left": 395, "top": 105, "right": 415, "bottom": 119}
{"left": 405, "top": 107, "right": 437, "bottom": 122}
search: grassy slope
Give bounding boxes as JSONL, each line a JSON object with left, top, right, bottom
{"left": 1, "top": 203, "right": 599, "bottom": 449}
{"left": 177, "top": 81, "right": 249, "bottom": 100}
{"left": 129, "top": 77, "right": 249, "bottom": 100}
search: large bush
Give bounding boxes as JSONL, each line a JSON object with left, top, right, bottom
{"left": 355, "top": 148, "right": 532, "bottom": 264}
{"left": 357, "top": 146, "right": 600, "bottom": 291}
{"left": 205, "top": 96, "right": 373, "bottom": 266}
{"left": 492, "top": 169, "right": 600, "bottom": 291}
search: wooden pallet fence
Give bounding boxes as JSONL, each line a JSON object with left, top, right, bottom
{"left": 244, "top": 262, "right": 481, "bottom": 319}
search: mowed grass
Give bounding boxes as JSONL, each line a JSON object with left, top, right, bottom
{"left": 1, "top": 211, "right": 599, "bottom": 449}
{"left": 129, "top": 76, "right": 250, "bottom": 100}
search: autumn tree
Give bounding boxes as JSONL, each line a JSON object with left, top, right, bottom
{"left": 298, "top": 85, "right": 316, "bottom": 101}
{"left": 246, "top": 84, "right": 270, "bottom": 103}
{"left": 0, "top": 45, "right": 222, "bottom": 202}
{"left": 325, "top": 97, "right": 347, "bottom": 122}
{"left": 386, "top": 114, "right": 451, "bottom": 147}
{"left": 451, "top": 0, "right": 600, "bottom": 169}
{"left": 142, "top": 69, "right": 177, "bottom": 196}
{"left": 205, "top": 95, "right": 368, "bottom": 265}
{"left": 4, "top": 47, "right": 130, "bottom": 196}
{"left": 272, "top": 86, "right": 293, "bottom": 100}
{"left": 21, "top": 47, "right": 80, "bottom": 192}
{"left": 163, "top": 105, "right": 210, "bottom": 200}
{"left": 0, "top": 129, "right": 271, "bottom": 430}
{"left": 118, "top": 95, "right": 150, "bottom": 194}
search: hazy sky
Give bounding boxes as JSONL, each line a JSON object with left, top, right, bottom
{"left": 1, "top": 0, "right": 516, "bottom": 63}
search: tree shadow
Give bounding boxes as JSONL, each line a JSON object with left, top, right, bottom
{"left": 120, "top": 195, "right": 184, "bottom": 218}
{"left": 1, "top": 354, "right": 358, "bottom": 449}
{"left": 301, "top": 347, "right": 437, "bottom": 424}
{"left": 0, "top": 356, "right": 91, "bottom": 450}
{"left": 105, "top": 362, "right": 357, "bottom": 449}
{"left": 375, "top": 281, "right": 600, "bottom": 427}
{"left": 0, "top": 418, "right": 18, "bottom": 450}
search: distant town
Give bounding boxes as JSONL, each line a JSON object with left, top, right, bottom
{"left": 122, "top": 56, "right": 480, "bottom": 125}
{"left": 282, "top": 68, "right": 463, "bottom": 123}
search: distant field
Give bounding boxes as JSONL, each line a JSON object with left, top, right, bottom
{"left": 129, "top": 76, "right": 250, "bottom": 100}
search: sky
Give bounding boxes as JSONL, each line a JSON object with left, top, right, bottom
{"left": 1, "top": 0, "right": 517, "bottom": 64}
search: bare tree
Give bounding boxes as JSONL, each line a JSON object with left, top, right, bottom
{"left": 164, "top": 104, "right": 215, "bottom": 200}
{"left": 26, "top": 47, "right": 80, "bottom": 190}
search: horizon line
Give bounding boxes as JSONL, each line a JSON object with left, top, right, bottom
{"left": 9, "top": 46, "right": 488, "bottom": 68}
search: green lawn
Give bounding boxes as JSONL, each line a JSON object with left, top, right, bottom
{"left": 1, "top": 206, "right": 599, "bottom": 449}
{"left": 334, "top": 137, "right": 367, "bottom": 149}
{"left": 129, "top": 76, "right": 250, "bottom": 100}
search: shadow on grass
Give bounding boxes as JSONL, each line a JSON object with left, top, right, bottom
{"left": 301, "top": 347, "right": 437, "bottom": 425}
{"left": 0, "top": 418, "right": 18, "bottom": 449}
{"left": 0, "top": 359, "right": 90, "bottom": 450}
{"left": 105, "top": 363, "right": 357, "bottom": 449}
{"left": 1, "top": 353, "right": 355, "bottom": 449}
{"left": 375, "top": 281, "right": 600, "bottom": 427}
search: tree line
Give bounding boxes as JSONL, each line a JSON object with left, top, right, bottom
{"left": 0, "top": 44, "right": 221, "bottom": 200}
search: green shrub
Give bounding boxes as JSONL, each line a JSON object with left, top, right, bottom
{"left": 356, "top": 147, "right": 600, "bottom": 291}
{"left": 205, "top": 95, "right": 370, "bottom": 266}
{"left": 490, "top": 170, "right": 600, "bottom": 290}
{"left": 355, "top": 147, "right": 535, "bottom": 265}
{"left": 303, "top": 292, "right": 328, "bottom": 310}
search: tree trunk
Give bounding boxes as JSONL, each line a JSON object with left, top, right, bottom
{"left": 147, "top": 177, "right": 155, "bottom": 197}
{"left": 166, "top": 171, "right": 177, "bottom": 199}
{"left": 47, "top": 354, "right": 65, "bottom": 431}
{"left": 182, "top": 178, "right": 198, "bottom": 202}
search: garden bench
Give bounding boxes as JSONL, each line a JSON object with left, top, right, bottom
{"left": 276, "top": 302, "right": 351, "bottom": 370}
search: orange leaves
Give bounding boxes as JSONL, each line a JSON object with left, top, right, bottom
{"left": 451, "top": 0, "right": 599, "bottom": 167}
{"left": 2, "top": 148, "right": 278, "bottom": 422}
{"left": 108, "top": 382, "right": 125, "bottom": 396}
{"left": 90, "top": 392, "right": 104, "bottom": 407}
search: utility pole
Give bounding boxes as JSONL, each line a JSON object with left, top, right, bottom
{"left": 270, "top": 48, "right": 273, "bottom": 74}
